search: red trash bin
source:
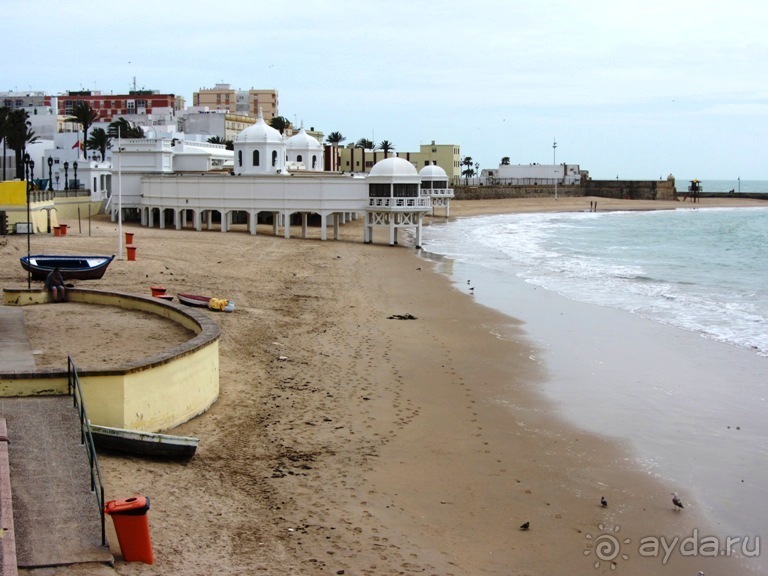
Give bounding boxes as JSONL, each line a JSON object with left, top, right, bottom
{"left": 59, "top": 223, "right": 68, "bottom": 235}
{"left": 126, "top": 245, "right": 137, "bottom": 261}
{"left": 105, "top": 496, "right": 154, "bottom": 564}
{"left": 125, "top": 232, "right": 134, "bottom": 245}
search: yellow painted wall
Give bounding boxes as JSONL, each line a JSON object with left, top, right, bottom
{"left": 0, "top": 288, "right": 221, "bottom": 432}
{"left": 0, "top": 181, "right": 26, "bottom": 204}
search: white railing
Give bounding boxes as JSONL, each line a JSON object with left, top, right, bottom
{"left": 420, "top": 188, "right": 454, "bottom": 198}
{"left": 368, "top": 197, "right": 431, "bottom": 209}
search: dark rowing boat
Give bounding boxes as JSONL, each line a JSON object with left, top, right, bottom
{"left": 177, "top": 293, "right": 211, "bottom": 308}
{"left": 20, "top": 254, "right": 115, "bottom": 281}
{"left": 89, "top": 424, "right": 199, "bottom": 459}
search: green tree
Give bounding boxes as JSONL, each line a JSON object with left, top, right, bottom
{"left": 65, "top": 102, "right": 99, "bottom": 157}
{"left": 461, "top": 156, "right": 474, "bottom": 184}
{"left": 5, "top": 109, "right": 39, "bottom": 179}
{"left": 0, "top": 107, "right": 9, "bottom": 180}
{"left": 501, "top": 156, "right": 510, "bottom": 165}
{"left": 87, "top": 127, "right": 110, "bottom": 161}
{"left": 269, "top": 116, "right": 292, "bottom": 134}
{"left": 355, "top": 138, "right": 374, "bottom": 150}
{"left": 207, "top": 136, "right": 234, "bottom": 150}
{"left": 378, "top": 140, "right": 395, "bottom": 156}
{"left": 107, "top": 117, "right": 145, "bottom": 139}
{"left": 326, "top": 131, "right": 346, "bottom": 145}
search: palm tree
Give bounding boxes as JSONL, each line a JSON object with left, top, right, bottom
{"left": 269, "top": 116, "right": 292, "bottom": 135}
{"left": 108, "top": 117, "right": 144, "bottom": 139}
{"left": 355, "top": 138, "right": 374, "bottom": 150}
{"left": 461, "top": 156, "right": 474, "bottom": 185}
{"left": 378, "top": 140, "right": 395, "bottom": 157}
{"left": 5, "top": 109, "right": 39, "bottom": 179}
{"left": 501, "top": 156, "right": 510, "bottom": 165}
{"left": 207, "top": 136, "right": 234, "bottom": 150}
{"left": 65, "top": 102, "right": 99, "bottom": 158}
{"left": 0, "top": 106, "right": 10, "bottom": 181}
{"left": 326, "top": 131, "right": 346, "bottom": 146}
{"left": 87, "top": 127, "right": 110, "bottom": 161}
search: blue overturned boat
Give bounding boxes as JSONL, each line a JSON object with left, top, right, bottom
{"left": 20, "top": 254, "right": 115, "bottom": 281}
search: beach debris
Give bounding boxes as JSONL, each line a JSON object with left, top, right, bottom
{"left": 519, "top": 521, "right": 530, "bottom": 531}
{"left": 277, "top": 355, "right": 289, "bottom": 362}
{"left": 387, "top": 313, "right": 417, "bottom": 320}
{"left": 672, "top": 492, "right": 684, "bottom": 511}
{"left": 416, "top": 266, "right": 422, "bottom": 270}
{"left": 600, "top": 496, "right": 608, "bottom": 508}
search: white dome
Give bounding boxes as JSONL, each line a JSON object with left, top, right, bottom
{"left": 419, "top": 164, "right": 448, "bottom": 180}
{"left": 369, "top": 156, "right": 418, "bottom": 178}
{"left": 236, "top": 109, "right": 283, "bottom": 144}
{"left": 286, "top": 127, "right": 321, "bottom": 150}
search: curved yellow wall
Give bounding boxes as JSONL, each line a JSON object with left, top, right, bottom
{"left": 0, "top": 288, "right": 220, "bottom": 433}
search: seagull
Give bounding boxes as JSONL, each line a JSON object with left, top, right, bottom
{"left": 519, "top": 521, "right": 530, "bottom": 531}
{"left": 467, "top": 280, "right": 471, "bottom": 284}
{"left": 672, "top": 492, "right": 684, "bottom": 511}
{"left": 600, "top": 496, "right": 608, "bottom": 508}
{"left": 469, "top": 287, "right": 475, "bottom": 292}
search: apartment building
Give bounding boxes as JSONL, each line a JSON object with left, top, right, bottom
{"left": 193, "top": 83, "right": 278, "bottom": 120}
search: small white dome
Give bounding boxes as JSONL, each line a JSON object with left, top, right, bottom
{"left": 369, "top": 156, "right": 418, "bottom": 178}
{"left": 236, "top": 108, "right": 283, "bottom": 144}
{"left": 419, "top": 164, "right": 448, "bottom": 180}
{"left": 286, "top": 127, "right": 321, "bottom": 150}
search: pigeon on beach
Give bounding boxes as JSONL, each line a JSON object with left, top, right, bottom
{"left": 600, "top": 496, "right": 608, "bottom": 508}
{"left": 672, "top": 492, "right": 684, "bottom": 510}
{"left": 520, "top": 521, "right": 530, "bottom": 531}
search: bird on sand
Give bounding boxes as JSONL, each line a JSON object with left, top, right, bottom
{"left": 520, "top": 521, "right": 530, "bottom": 531}
{"left": 672, "top": 492, "right": 684, "bottom": 510}
{"left": 600, "top": 496, "right": 608, "bottom": 507}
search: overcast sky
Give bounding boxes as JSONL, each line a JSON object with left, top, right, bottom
{"left": 6, "top": 0, "right": 767, "bottom": 179}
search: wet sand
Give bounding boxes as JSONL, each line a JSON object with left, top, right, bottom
{"left": 4, "top": 195, "right": 764, "bottom": 575}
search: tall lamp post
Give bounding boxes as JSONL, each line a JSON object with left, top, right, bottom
{"left": 23, "top": 153, "right": 33, "bottom": 288}
{"left": 64, "top": 161, "right": 69, "bottom": 191}
{"left": 475, "top": 162, "right": 480, "bottom": 184}
{"left": 552, "top": 138, "right": 558, "bottom": 201}
{"left": 47, "top": 157, "right": 53, "bottom": 191}
{"left": 73, "top": 161, "right": 79, "bottom": 191}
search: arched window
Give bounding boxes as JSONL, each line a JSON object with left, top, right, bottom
{"left": 312, "top": 155, "right": 317, "bottom": 169}
{"left": 297, "top": 154, "right": 303, "bottom": 163}
{"left": 237, "top": 150, "right": 242, "bottom": 167}
{"left": 272, "top": 150, "right": 278, "bottom": 167}
{"left": 253, "top": 150, "right": 260, "bottom": 166}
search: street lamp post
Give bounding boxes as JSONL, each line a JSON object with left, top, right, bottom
{"left": 475, "top": 162, "right": 480, "bottom": 184}
{"left": 73, "top": 161, "right": 79, "bottom": 191}
{"left": 553, "top": 139, "right": 558, "bottom": 200}
{"left": 23, "top": 153, "right": 32, "bottom": 288}
{"left": 64, "top": 161, "right": 69, "bottom": 191}
{"left": 47, "top": 157, "right": 53, "bottom": 191}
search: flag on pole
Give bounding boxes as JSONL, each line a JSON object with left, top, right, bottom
{"left": 72, "top": 140, "right": 81, "bottom": 150}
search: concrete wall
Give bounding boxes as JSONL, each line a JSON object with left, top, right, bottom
{"left": 0, "top": 288, "right": 220, "bottom": 433}
{"left": 453, "top": 178, "right": 677, "bottom": 201}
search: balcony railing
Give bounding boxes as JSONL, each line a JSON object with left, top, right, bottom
{"left": 420, "top": 188, "right": 454, "bottom": 198}
{"left": 368, "top": 197, "right": 431, "bottom": 209}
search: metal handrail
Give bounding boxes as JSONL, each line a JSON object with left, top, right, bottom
{"left": 67, "top": 356, "right": 107, "bottom": 546}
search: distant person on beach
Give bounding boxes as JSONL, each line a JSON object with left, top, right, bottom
{"left": 44, "top": 267, "right": 67, "bottom": 302}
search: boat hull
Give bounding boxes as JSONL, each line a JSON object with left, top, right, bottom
{"left": 177, "top": 293, "right": 211, "bottom": 307}
{"left": 90, "top": 424, "right": 198, "bottom": 459}
{"left": 21, "top": 254, "right": 115, "bottom": 281}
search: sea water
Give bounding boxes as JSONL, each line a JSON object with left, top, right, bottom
{"left": 419, "top": 206, "right": 768, "bottom": 569}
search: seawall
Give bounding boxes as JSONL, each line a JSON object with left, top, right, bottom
{"left": 453, "top": 178, "right": 678, "bottom": 201}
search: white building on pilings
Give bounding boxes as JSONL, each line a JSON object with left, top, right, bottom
{"left": 112, "top": 123, "right": 451, "bottom": 247}
{"left": 418, "top": 164, "right": 454, "bottom": 217}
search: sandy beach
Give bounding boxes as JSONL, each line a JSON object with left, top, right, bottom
{"left": 4, "top": 196, "right": 764, "bottom": 575}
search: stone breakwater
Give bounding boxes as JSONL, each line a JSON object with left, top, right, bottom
{"left": 454, "top": 178, "right": 678, "bottom": 201}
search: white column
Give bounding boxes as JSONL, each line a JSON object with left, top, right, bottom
{"left": 194, "top": 210, "right": 201, "bottom": 231}
{"left": 249, "top": 211, "right": 257, "bottom": 235}
{"left": 301, "top": 213, "right": 308, "bottom": 238}
{"left": 333, "top": 213, "right": 340, "bottom": 240}
{"left": 283, "top": 212, "right": 291, "bottom": 239}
